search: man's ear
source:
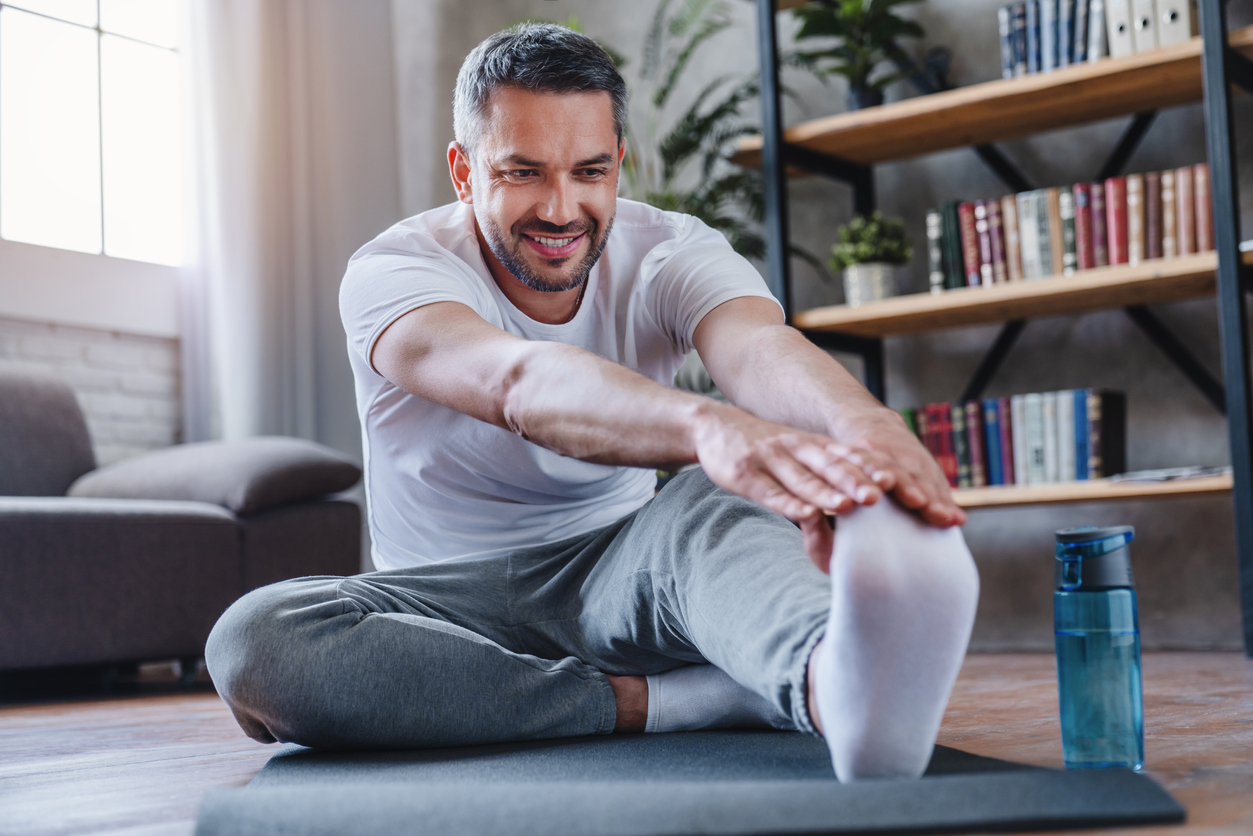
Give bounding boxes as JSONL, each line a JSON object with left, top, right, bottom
{"left": 448, "top": 141, "right": 473, "bottom": 205}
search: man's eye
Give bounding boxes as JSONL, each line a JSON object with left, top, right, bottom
{"left": 580, "top": 169, "right": 607, "bottom": 178}
{"left": 509, "top": 170, "right": 537, "bottom": 179}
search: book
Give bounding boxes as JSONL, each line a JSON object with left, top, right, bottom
{"left": 998, "top": 396, "right": 1016, "bottom": 485}
{"left": 941, "top": 200, "right": 966, "bottom": 289}
{"left": 1086, "top": 389, "right": 1128, "bottom": 477}
{"left": 1012, "top": 3, "right": 1030, "bottom": 76}
{"left": 1105, "top": 175, "right": 1129, "bottom": 265}
{"left": 1041, "top": 0, "right": 1059, "bottom": 71}
{"left": 1088, "top": 0, "right": 1110, "bottom": 61}
{"left": 1074, "top": 388, "right": 1090, "bottom": 480}
{"left": 1126, "top": 172, "right": 1145, "bottom": 265}
{"left": 901, "top": 407, "right": 918, "bottom": 436}
{"left": 1045, "top": 187, "right": 1064, "bottom": 276}
{"left": 1161, "top": 169, "right": 1178, "bottom": 257}
{"left": 1027, "top": 0, "right": 1043, "bottom": 73}
{"left": 1057, "top": 389, "right": 1076, "bottom": 481}
{"left": 1002, "top": 194, "right": 1024, "bottom": 281}
{"left": 926, "top": 210, "right": 946, "bottom": 294}
{"left": 1011, "top": 394, "right": 1029, "bottom": 485}
{"left": 987, "top": 198, "right": 1009, "bottom": 283}
{"left": 1157, "top": 0, "right": 1198, "bottom": 47}
{"left": 1091, "top": 180, "right": 1109, "bottom": 266}
{"left": 1059, "top": 188, "right": 1078, "bottom": 275}
{"left": 966, "top": 401, "right": 988, "bottom": 487}
{"left": 1059, "top": 0, "right": 1075, "bottom": 66}
{"left": 1145, "top": 170, "right": 1163, "bottom": 260}
{"left": 915, "top": 405, "right": 931, "bottom": 448}
{"left": 1176, "top": 165, "right": 1196, "bottom": 254}
{"left": 984, "top": 398, "right": 1004, "bottom": 485}
{"left": 1131, "top": 0, "right": 1158, "bottom": 52}
{"left": 1036, "top": 189, "right": 1055, "bottom": 276}
{"left": 1024, "top": 392, "right": 1046, "bottom": 484}
{"left": 934, "top": 403, "right": 960, "bottom": 487}
{"left": 958, "top": 201, "right": 982, "bottom": 287}
{"left": 1073, "top": 0, "right": 1090, "bottom": 61}
{"left": 1042, "top": 390, "right": 1059, "bottom": 483}
{"left": 1017, "top": 191, "right": 1042, "bottom": 278}
{"left": 999, "top": 5, "right": 1017, "bottom": 79}
{"left": 975, "top": 200, "right": 995, "bottom": 286}
{"left": 1195, "top": 162, "right": 1213, "bottom": 252}
{"left": 1107, "top": 0, "right": 1135, "bottom": 58}
{"left": 952, "top": 401, "right": 972, "bottom": 488}
{"left": 1074, "top": 182, "right": 1095, "bottom": 269}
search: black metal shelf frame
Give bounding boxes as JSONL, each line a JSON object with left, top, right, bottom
{"left": 753, "top": 0, "right": 1253, "bottom": 653}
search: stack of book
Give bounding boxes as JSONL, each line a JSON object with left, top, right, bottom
{"left": 926, "top": 164, "right": 1214, "bottom": 293}
{"left": 901, "top": 390, "right": 1127, "bottom": 489}
{"left": 998, "top": 0, "right": 1199, "bottom": 79}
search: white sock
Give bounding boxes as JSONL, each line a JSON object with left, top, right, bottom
{"left": 814, "top": 499, "right": 979, "bottom": 782}
{"left": 644, "top": 664, "right": 791, "bottom": 733}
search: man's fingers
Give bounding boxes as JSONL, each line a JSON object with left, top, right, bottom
{"left": 761, "top": 443, "right": 857, "bottom": 513}
{"left": 744, "top": 468, "right": 821, "bottom": 521}
{"left": 787, "top": 441, "right": 881, "bottom": 507}
{"left": 800, "top": 512, "right": 835, "bottom": 574}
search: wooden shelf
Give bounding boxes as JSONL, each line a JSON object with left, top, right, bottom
{"left": 956, "top": 473, "right": 1233, "bottom": 508}
{"left": 792, "top": 251, "right": 1253, "bottom": 337}
{"left": 731, "top": 27, "right": 1253, "bottom": 169}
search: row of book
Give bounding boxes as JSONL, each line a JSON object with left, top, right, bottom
{"left": 997, "top": 0, "right": 1198, "bottom": 79}
{"left": 926, "top": 163, "right": 1215, "bottom": 292}
{"left": 901, "top": 390, "right": 1127, "bottom": 489}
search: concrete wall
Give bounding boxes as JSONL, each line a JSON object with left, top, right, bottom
{"left": 390, "top": 0, "right": 1252, "bottom": 648}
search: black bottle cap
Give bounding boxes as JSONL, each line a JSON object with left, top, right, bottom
{"left": 1054, "top": 525, "right": 1136, "bottom": 591}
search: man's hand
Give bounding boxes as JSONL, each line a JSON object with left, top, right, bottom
{"left": 832, "top": 408, "right": 966, "bottom": 529}
{"left": 692, "top": 403, "right": 884, "bottom": 523}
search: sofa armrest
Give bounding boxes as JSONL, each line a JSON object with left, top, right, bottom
{"left": 68, "top": 437, "right": 361, "bottom": 516}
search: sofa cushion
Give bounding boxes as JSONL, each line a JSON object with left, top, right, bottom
{"left": 69, "top": 437, "right": 361, "bottom": 516}
{"left": 0, "top": 496, "right": 240, "bottom": 669}
{"left": 0, "top": 369, "right": 96, "bottom": 497}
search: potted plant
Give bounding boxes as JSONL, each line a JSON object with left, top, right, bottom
{"left": 790, "top": 0, "right": 925, "bottom": 110}
{"left": 829, "top": 212, "right": 912, "bottom": 306}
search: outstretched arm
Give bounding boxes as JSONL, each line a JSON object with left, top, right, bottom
{"left": 372, "top": 301, "right": 885, "bottom": 526}
{"left": 693, "top": 296, "right": 965, "bottom": 530}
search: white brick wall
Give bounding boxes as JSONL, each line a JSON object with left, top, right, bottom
{"left": 0, "top": 316, "right": 180, "bottom": 466}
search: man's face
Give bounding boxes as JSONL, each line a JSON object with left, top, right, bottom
{"left": 453, "top": 87, "right": 622, "bottom": 293}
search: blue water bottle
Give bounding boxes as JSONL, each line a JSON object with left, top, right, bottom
{"left": 1054, "top": 525, "right": 1144, "bottom": 770}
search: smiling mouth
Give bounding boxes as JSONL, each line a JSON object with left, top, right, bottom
{"left": 521, "top": 231, "right": 586, "bottom": 259}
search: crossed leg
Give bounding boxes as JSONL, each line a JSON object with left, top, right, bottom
{"left": 206, "top": 469, "right": 977, "bottom": 781}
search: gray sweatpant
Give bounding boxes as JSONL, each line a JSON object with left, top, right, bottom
{"left": 205, "top": 469, "right": 830, "bottom": 749}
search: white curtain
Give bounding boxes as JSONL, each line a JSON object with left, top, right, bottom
{"left": 180, "top": 0, "right": 400, "bottom": 451}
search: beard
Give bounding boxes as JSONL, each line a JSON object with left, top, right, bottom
{"left": 481, "top": 213, "right": 614, "bottom": 293}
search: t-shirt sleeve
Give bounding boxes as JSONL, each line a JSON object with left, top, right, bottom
{"left": 642, "top": 215, "right": 783, "bottom": 354}
{"left": 339, "top": 232, "right": 490, "bottom": 373}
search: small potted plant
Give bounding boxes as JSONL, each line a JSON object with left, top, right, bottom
{"left": 829, "top": 212, "right": 912, "bottom": 306}
{"left": 790, "top": 0, "right": 925, "bottom": 110}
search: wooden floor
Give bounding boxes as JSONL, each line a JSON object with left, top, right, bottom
{"left": 0, "top": 653, "right": 1250, "bottom": 836}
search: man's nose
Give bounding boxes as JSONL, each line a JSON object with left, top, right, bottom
{"left": 536, "top": 177, "right": 580, "bottom": 226}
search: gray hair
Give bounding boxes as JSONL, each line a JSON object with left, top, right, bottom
{"left": 453, "top": 23, "right": 627, "bottom": 158}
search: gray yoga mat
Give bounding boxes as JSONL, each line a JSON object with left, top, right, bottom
{"left": 195, "top": 730, "right": 1185, "bottom": 836}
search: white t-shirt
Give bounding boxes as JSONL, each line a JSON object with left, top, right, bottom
{"left": 340, "top": 197, "right": 779, "bottom": 570}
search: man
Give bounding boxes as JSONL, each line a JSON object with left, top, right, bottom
{"left": 206, "top": 23, "right": 978, "bottom": 782}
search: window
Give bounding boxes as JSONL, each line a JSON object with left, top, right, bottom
{"left": 0, "top": 0, "right": 183, "bottom": 266}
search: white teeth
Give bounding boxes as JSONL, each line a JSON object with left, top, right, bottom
{"left": 531, "top": 234, "right": 578, "bottom": 248}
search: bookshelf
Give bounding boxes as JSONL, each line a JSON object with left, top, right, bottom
{"left": 793, "top": 251, "right": 1253, "bottom": 336}
{"left": 748, "top": 0, "right": 1253, "bottom": 652}
{"left": 733, "top": 25, "right": 1253, "bottom": 169}
{"left": 956, "top": 473, "right": 1233, "bottom": 509}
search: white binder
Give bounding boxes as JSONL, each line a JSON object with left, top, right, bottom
{"left": 1157, "top": 0, "right": 1198, "bottom": 46}
{"left": 1088, "top": 0, "right": 1110, "bottom": 61}
{"left": 1131, "top": 0, "right": 1159, "bottom": 52}
{"left": 1106, "top": 0, "right": 1136, "bottom": 57}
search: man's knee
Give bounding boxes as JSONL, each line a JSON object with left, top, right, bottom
{"left": 205, "top": 577, "right": 344, "bottom": 742}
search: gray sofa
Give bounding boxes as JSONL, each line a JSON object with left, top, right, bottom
{"left": 0, "top": 370, "right": 362, "bottom": 673}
